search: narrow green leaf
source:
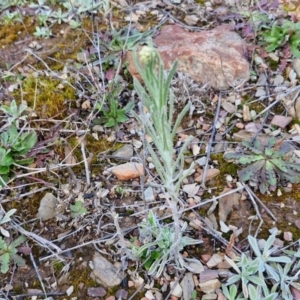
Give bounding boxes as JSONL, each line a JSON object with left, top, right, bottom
{"left": 238, "top": 160, "right": 265, "bottom": 182}
{"left": 248, "top": 235, "right": 261, "bottom": 257}
{"left": 0, "top": 209, "right": 16, "bottom": 224}
{"left": 105, "top": 118, "right": 116, "bottom": 127}
{"left": 11, "top": 235, "right": 27, "bottom": 248}
{"left": 265, "top": 161, "right": 276, "bottom": 186}
{"left": 223, "top": 152, "right": 245, "bottom": 160}
{"left": 270, "top": 159, "right": 288, "bottom": 173}
{"left": 238, "top": 155, "right": 264, "bottom": 165}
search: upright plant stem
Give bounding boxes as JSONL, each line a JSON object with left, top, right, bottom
{"left": 133, "top": 48, "right": 194, "bottom": 261}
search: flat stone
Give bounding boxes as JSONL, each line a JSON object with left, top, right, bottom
{"left": 206, "top": 254, "right": 223, "bottom": 268}
{"left": 202, "top": 294, "right": 217, "bottom": 300}
{"left": 87, "top": 287, "right": 107, "bottom": 297}
{"left": 194, "top": 169, "right": 220, "bottom": 182}
{"left": 126, "top": 24, "right": 249, "bottom": 90}
{"left": 222, "top": 102, "right": 236, "bottom": 114}
{"left": 183, "top": 183, "right": 199, "bottom": 197}
{"left": 184, "top": 14, "right": 200, "bottom": 26}
{"left": 201, "top": 254, "right": 211, "bottom": 263}
{"left": 91, "top": 252, "right": 124, "bottom": 287}
{"left": 199, "top": 270, "right": 219, "bottom": 283}
{"left": 255, "top": 87, "right": 266, "bottom": 97}
{"left": 170, "top": 281, "right": 183, "bottom": 298}
{"left": 199, "top": 279, "right": 221, "bottom": 294}
{"left": 115, "top": 289, "right": 128, "bottom": 299}
{"left": 108, "top": 162, "right": 144, "bottom": 180}
{"left": 187, "top": 259, "right": 205, "bottom": 274}
{"left": 144, "top": 186, "right": 155, "bottom": 202}
{"left": 112, "top": 144, "right": 133, "bottom": 158}
{"left": 283, "top": 232, "right": 293, "bottom": 241}
{"left": 271, "top": 115, "right": 292, "bottom": 129}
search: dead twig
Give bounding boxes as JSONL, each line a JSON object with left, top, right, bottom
{"left": 201, "top": 91, "right": 222, "bottom": 188}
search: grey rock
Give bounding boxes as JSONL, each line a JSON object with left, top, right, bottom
{"left": 87, "top": 287, "right": 107, "bottom": 297}
{"left": 202, "top": 293, "right": 217, "bottom": 299}
{"left": 199, "top": 279, "right": 221, "bottom": 294}
{"left": 115, "top": 289, "right": 128, "bottom": 299}
{"left": 199, "top": 270, "right": 219, "bottom": 283}
{"left": 271, "top": 115, "right": 292, "bottom": 128}
{"left": 206, "top": 254, "right": 223, "bottom": 268}
{"left": 113, "top": 144, "right": 133, "bottom": 158}
{"left": 36, "top": 193, "right": 57, "bottom": 221}
{"left": 91, "top": 252, "right": 124, "bottom": 287}
{"left": 144, "top": 187, "right": 155, "bottom": 202}
{"left": 187, "top": 259, "right": 204, "bottom": 274}
{"left": 222, "top": 102, "right": 236, "bottom": 114}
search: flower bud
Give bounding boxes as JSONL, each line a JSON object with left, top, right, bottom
{"left": 139, "top": 46, "right": 155, "bottom": 65}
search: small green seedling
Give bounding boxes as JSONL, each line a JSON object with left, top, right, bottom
{"left": 70, "top": 201, "right": 87, "bottom": 218}
{"left": 260, "top": 21, "right": 300, "bottom": 57}
{"left": 94, "top": 82, "right": 134, "bottom": 131}
{"left": 0, "top": 124, "right": 37, "bottom": 183}
{"left": 0, "top": 100, "right": 28, "bottom": 125}
{"left": 0, "top": 101, "right": 37, "bottom": 185}
{"left": 33, "top": 26, "right": 52, "bottom": 38}
{"left": 0, "top": 235, "right": 27, "bottom": 273}
{"left": 0, "top": 209, "right": 26, "bottom": 274}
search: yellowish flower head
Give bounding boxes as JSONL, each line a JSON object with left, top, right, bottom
{"left": 139, "top": 46, "right": 155, "bottom": 65}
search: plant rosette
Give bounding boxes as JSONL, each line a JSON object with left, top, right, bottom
{"left": 223, "top": 137, "right": 300, "bottom": 193}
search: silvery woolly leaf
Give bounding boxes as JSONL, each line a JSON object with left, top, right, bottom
{"left": 264, "top": 294, "right": 279, "bottom": 300}
{"left": 0, "top": 209, "right": 16, "bottom": 224}
{"left": 224, "top": 255, "right": 241, "bottom": 274}
{"left": 263, "top": 234, "right": 276, "bottom": 256}
{"left": 227, "top": 274, "right": 241, "bottom": 285}
{"left": 265, "top": 264, "right": 280, "bottom": 281}
{"left": 267, "top": 256, "right": 291, "bottom": 263}
{"left": 0, "top": 227, "right": 10, "bottom": 238}
{"left": 181, "top": 236, "right": 203, "bottom": 246}
{"left": 248, "top": 235, "right": 262, "bottom": 257}
{"left": 248, "top": 284, "right": 258, "bottom": 300}
{"left": 248, "top": 276, "right": 265, "bottom": 286}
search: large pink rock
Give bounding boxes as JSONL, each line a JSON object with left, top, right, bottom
{"left": 127, "top": 24, "right": 249, "bottom": 90}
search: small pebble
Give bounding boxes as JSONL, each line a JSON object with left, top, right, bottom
{"left": 226, "top": 175, "right": 233, "bottom": 182}
{"left": 235, "top": 122, "right": 244, "bottom": 129}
